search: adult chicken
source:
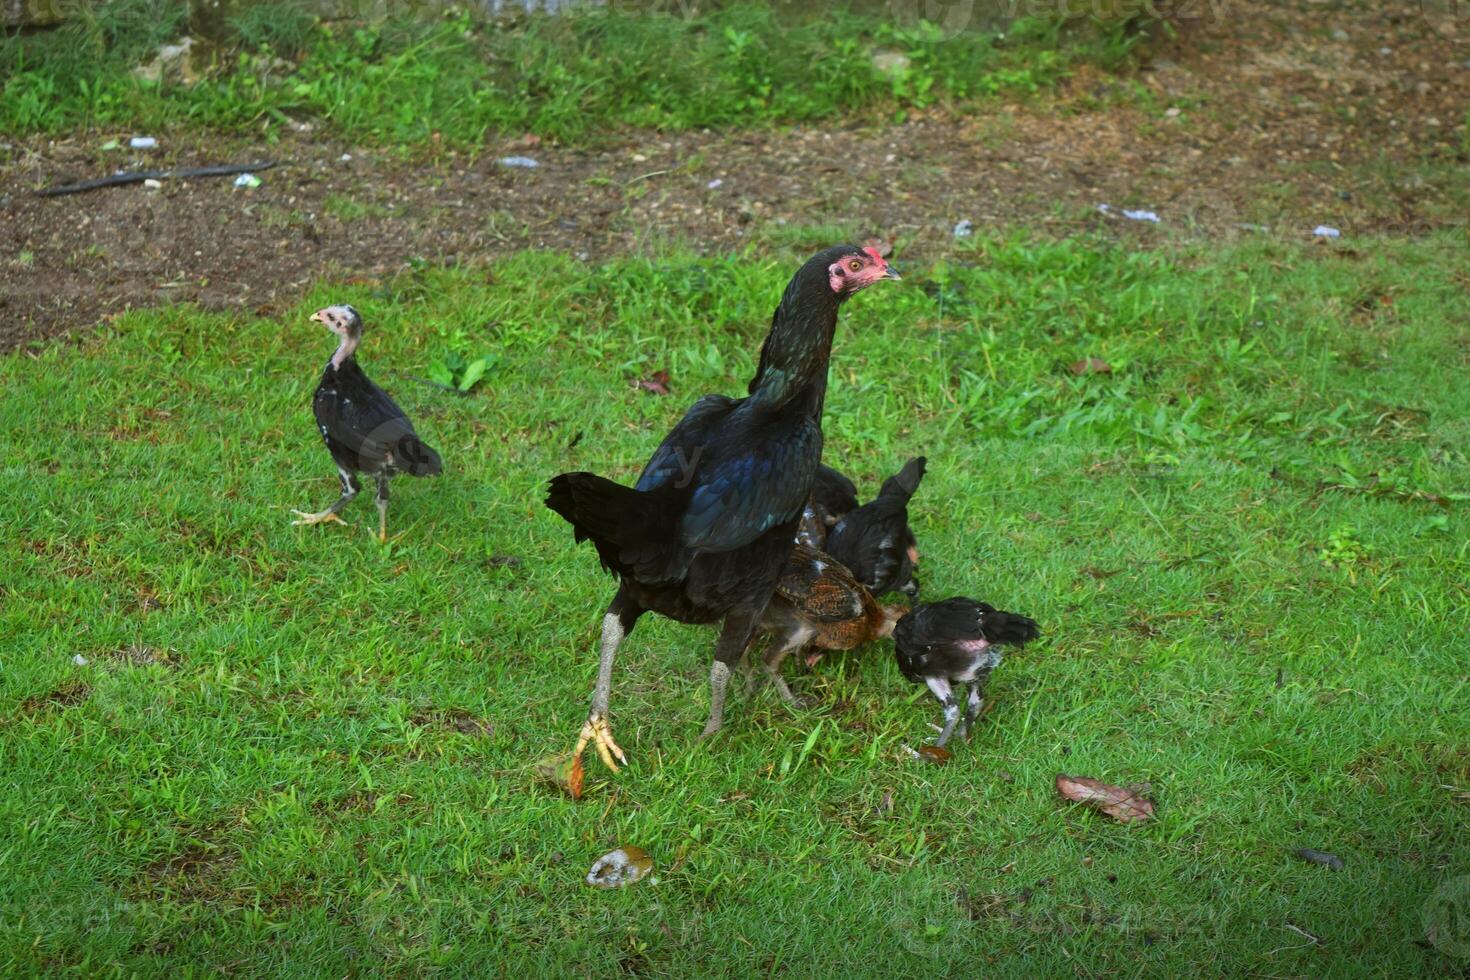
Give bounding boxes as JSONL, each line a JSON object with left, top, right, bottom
{"left": 546, "top": 245, "right": 899, "bottom": 770}
{"left": 893, "top": 597, "right": 1040, "bottom": 747}
{"left": 824, "top": 456, "right": 926, "bottom": 597}
{"left": 292, "top": 304, "right": 442, "bottom": 542}
{"left": 752, "top": 544, "right": 906, "bottom": 702}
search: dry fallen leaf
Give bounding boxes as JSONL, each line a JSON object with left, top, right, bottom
{"left": 863, "top": 236, "right": 894, "bottom": 258}
{"left": 634, "top": 370, "right": 672, "bottom": 395}
{"left": 1055, "top": 774, "right": 1155, "bottom": 823}
{"left": 533, "top": 751, "right": 584, "bottom": 801}
{"left": 586, "top": 846, "right": 653, "bottom": 889}
{"left": 909, "top": 745, "right": 952, "bottom": 766}
{"left": 1070, "top": 358, "right": 1112, "bottom": 376}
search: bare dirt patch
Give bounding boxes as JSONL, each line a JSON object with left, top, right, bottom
{"left": 1, "top": 2, "right": 1464, "bottom": 349}
{"left": 17, "top": 680, "right": 91, "bottom": 717}
{"left": 411, "top": 706, "right": 493, "bottom": 736}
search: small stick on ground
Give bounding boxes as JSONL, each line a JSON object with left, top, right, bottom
{"left": 37, "top": 162, "right": 279, "bottom": 197}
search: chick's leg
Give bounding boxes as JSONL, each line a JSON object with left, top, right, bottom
{"left": 760, "top": 631, "right": 810, "bottom": 708}
{"left": 374, "top": 474, "right": 391, "bottom": 543}
{"left": 701, "top": 610, "right": 759, "bottom": 739}
{"left": 292, "top": 469, "right": 359, "bottom": 527}
{"left": 926, "top": 677, "right": 961, "bottom": 748}
{"left": 575, "top": 598, "right": 641, "bottom": 772}
{"left": 959, "top": 682, "right": 985, "bottom": 741}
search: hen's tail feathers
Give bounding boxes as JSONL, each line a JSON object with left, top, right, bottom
{"left": 879, "top": 456, "right": 926, "bottom": 501}
{"left": 984, "top": 610, "right": 1041, "bottom": 646}
{"left": 546, "top": 472, "right": 683, "bottom": 581}
{"left": 399, "top": 436, "right": 443, "bottom": 477}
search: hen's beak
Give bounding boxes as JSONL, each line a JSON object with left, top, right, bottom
{"left": 882, "top": 264, "right": 902, "bottom": 281}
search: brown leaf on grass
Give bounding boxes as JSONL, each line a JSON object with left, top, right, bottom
{"left": 1070, "top": 358, "right": 1112, "bottom": 376}
{"left": 586, "top": 846, "right": 653, "bottom": 888}
{"left": 1055, "top": 774, "right": 1155, "bottom": 823}
{"left": 634, "top": 370, "right": 671, "bottom": 395}
{"left": 912, "top": 745, "right": 952, "bottom": 766}
{"left": 533, "top": 752, "right": 585, "bottom": 801}
{"left": 863, "top": 236, "right": 893, "bottom": 258}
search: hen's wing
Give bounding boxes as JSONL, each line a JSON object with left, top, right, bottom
{"left": 678, "top": 411, "right": 820, "bottom": 552}
{"left": 636, "top": 394, "right": 740, "bottom": 492}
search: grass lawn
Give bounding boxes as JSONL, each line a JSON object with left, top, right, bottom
{"left": 0, "top": 2, "right": 1111, "bottom": 145}
{"left": 1, "top": 232, "right": 1467, "bottom": 974}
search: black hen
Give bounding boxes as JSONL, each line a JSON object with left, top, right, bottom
{"left": 795, "top": 464, "right": 860, "bottom": 550}
{"left": 824, "top": 456, "right": 926, "bottom": 597}
{"left": 292, "top": 305, "right": 442, "bottom": 542}
{"left": 893, "top": 597, "right": 1040, "bottom": 747}
{"left": 546, "top": 245, "right": 899, "bottom": 769}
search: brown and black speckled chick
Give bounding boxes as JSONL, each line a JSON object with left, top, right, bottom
{"left": 750, "top": 544, "right": 907, "bottom": 705}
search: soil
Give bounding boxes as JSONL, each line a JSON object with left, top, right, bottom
{"left": 1, "top": 0, "right": 1466, "bottom": 350}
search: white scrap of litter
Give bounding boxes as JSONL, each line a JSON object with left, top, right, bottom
{"left": 706, "top": 178, "right": 723, "bottom": 189}
{"left": 1097, "top": 203, "right": 1161, "bottom": 223}
{"left": 1164, "top": 106, "right": 1181, "bottom": 118}
{"left": 1312, "top": 225, "right": 1341, "bottom": 238}
{"left": 340, "top": 153, "right": 352, "bottom": 163}
{"left": 129, "top": 136, "right": 157, "bottom": 149}
{"left": 233, "top": 173, "right": 262, "bottom": 189}
{"left": 143, "top": 179, "right": 163, "bottom": 190}
{"left": 73, "top": 654, "right": 88, "bottom": 666}
{"left": 498, "top": 156, "right": 540, "bottom": 169}
{"left": 953, "top": 219, "right": 974, "bottom": 238}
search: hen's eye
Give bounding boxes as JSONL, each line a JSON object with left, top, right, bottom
{"left": 848, "top": 260, "right": 862, "bottom": 272}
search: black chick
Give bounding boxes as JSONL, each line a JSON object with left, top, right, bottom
{"left": 824, "top": 456, "right": 926, "bottom": 597}
{"left": 546, "top": 245, "right": 900, "bottom": 770}
{"left": 293, "top": 304, "right": 442, "bottom": 542}
{"left": 893, "top": 597, "right": 1040, "bottom": 747}
{"left": 795, "top": 464, "right": 859, "bottom": 550}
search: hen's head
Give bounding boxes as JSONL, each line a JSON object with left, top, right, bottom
{"left": 823, "top": 244, "right": 900, "bottom": 297}
{"left": 310, "top": 304, "right": 363, "bottom": 339}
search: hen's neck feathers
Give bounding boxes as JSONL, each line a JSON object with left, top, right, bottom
{"left": 747, "top": 269, "right": 841, "bottom": 413}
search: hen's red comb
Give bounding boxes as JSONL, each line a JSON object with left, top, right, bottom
{"left": 862, "top": 245, "right": 887, "bottom": 265}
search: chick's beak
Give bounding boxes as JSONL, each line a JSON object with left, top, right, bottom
{"left": 309, "top": 310, "right": 325, "bottom": 324}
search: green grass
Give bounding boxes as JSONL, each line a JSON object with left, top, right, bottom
{"left": 1, "top": 234, "right": 1468, "bottom": 973}
{"left": 0, "top": 1, "right": 1132, "bottom": 145}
